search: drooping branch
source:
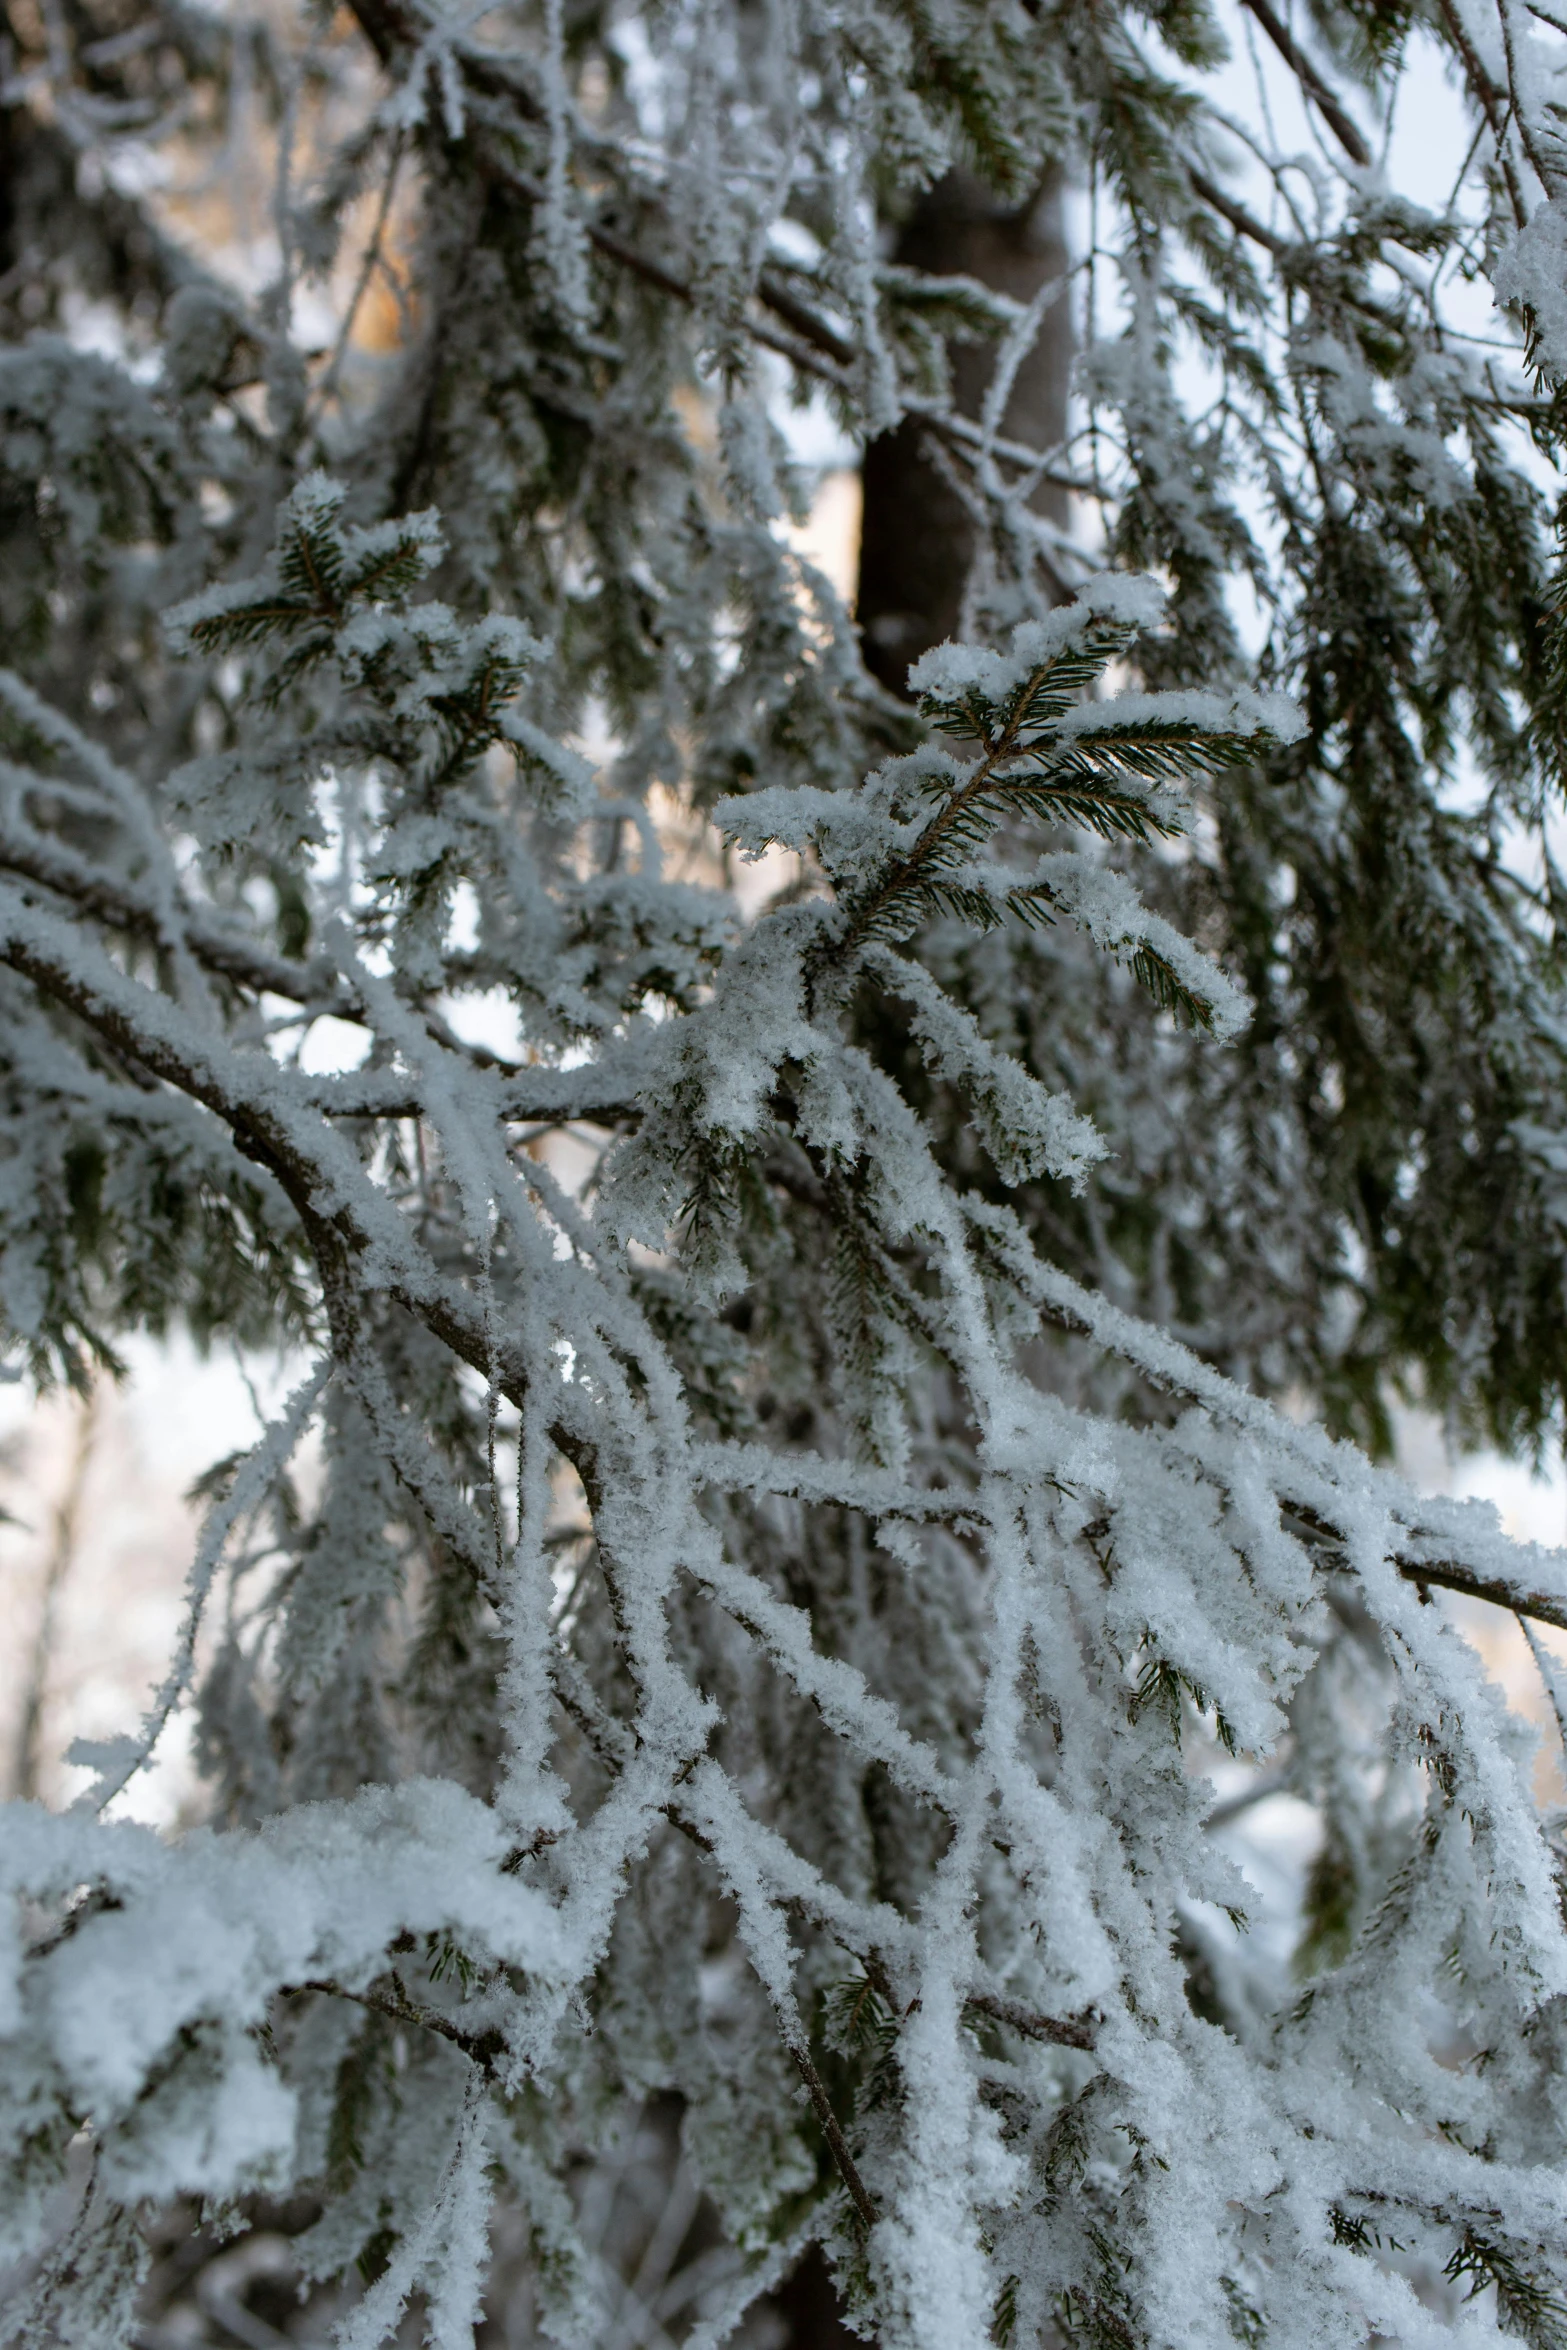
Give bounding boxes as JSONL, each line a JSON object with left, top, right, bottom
{"left": 9, "top": 872, "right": 1567, "bottom": 1651}
{"left": 0, "top": 812, "right": 638, "bottom": 1121}
{"left": 11, "top": 785, "right": 1567, "bottom": 1679}
{"left": 337, "top": 0, "right": 1100, "bottom": 505}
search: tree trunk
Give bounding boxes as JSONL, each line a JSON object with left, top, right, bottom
{"left": 856, "top": 168, "right": 1072, "bottom": 692}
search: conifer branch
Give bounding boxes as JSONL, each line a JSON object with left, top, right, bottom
{"left": 0, "top": 820, "right": 634, "bottom": 1119}
{"left": 816, "top": 703, "right": 1038, "bottom": 985}
{"left": 8, "top": 16, "right": 1567, "bottom": 2340}
{"left": 1280, "top": 1502, "right": 1567, "bottom": 1635}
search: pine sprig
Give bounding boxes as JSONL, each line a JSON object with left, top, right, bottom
{"left": 812, "top": 584, "right": 1300, "bottom": 991}
{"left": 168, "top": 477, "right": 445, "bottom": 678}
{"left": 1446, "top": 2228, "right": 1567, "bottom": 2350}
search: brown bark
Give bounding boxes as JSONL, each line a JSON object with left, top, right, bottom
{"left": 857, "top": 170, "right": 1071, "bottom": 693}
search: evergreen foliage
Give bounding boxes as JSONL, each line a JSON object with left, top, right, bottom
{"left": 7, "top": 3, "right": 1567, "bottom": 2346}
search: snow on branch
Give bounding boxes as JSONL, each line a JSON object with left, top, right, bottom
{"left": 1, "top": 484, "right": 1565, "bottom": 2350}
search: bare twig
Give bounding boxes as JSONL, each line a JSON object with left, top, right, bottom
{"left": 287, "top": 1974, "right": 507, "bottom": 2078}
{"left": 1280, "top": 1501, "right": 1567, "bottom": 1636}
{"left": 1436, "top": 0, "right": 1530, "bottom": 228}
{"left": 1399, "top": 1554, "right": 1567, "bottom": 1630}
{"left": 1188, "top": 166, "right": 1288, "bottom": 255}
{"left": 1237, "top": 0, "right": 1371, "bottom": 167}
{"left": 788, "top": 2043, "right": 879, "bottom": 2228}
{"left": 1498, "top": 0, "right": 1565, "bottom": 197}
{"left": 307, "top": 130, "right": 407, "bottom": 420}
{"left": 963, "top": 1990, "right": 1099, "bottom": 2052}
{"left": 1519, "top": 1613, "right": 1567, "bottom": 1757}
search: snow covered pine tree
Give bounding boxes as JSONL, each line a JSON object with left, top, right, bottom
{"left": 13, "top": 1, "right": 1567, "bottom": 2344}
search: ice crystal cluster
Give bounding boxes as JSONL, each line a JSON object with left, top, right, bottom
{"left": 10, "top": 2, "right": 1567, "bottom": 2347}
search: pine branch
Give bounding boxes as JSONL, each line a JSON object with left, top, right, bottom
{"left": 1282, "top": 1502, "right": 1567, "bottom": 1634}
{"left": 20, "top": 876, "right": 1561, "bottom": 1651}
{"left": 0, "top": 813, "right": 636, "bottom": 1118}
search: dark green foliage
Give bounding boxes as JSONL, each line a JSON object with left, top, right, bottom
{"left": 1447, "top": 2228, "right": 1567, "bottom": 2350}
{"left": 7, "top": 6, "right": 1567, "bottom": 2345}
{"left": 1128, "top": 1652, "right": 1237, "bottom": 1759}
